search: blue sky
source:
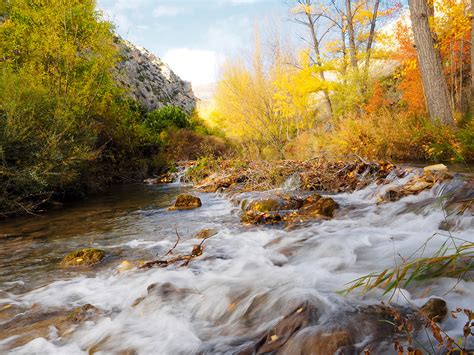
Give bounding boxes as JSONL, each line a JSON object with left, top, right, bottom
{"left": 97, "top": 0, "right": 292, "bottom": 87}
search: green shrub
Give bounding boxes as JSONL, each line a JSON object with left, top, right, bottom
{"left": 143, "top": 106, "right": 191, "bottom": 134}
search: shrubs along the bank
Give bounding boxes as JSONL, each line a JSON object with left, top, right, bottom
{"left": 0, "top": 1, "right": 228, "bottom": 217}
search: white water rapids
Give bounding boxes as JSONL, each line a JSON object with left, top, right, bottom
{"left": 0, "top": 171, "right": 472, "bottom": 354}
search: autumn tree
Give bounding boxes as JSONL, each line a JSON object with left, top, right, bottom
{"left": 292, "top": 0, "right": 334, "bottom": 118}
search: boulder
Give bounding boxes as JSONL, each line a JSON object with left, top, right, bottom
{"left": 60, "top": 248, "right": 105, "bottom": 267}
{"left": 169, "top": 194, "right": 202, "bottom": 210}
{"left": 245, "top": 197, "right": 302, "bottom": 213}
{"left": 241, "top": 194, "right": 339, "bottom": 226}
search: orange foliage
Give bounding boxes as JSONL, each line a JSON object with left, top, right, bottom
{"left": 394, "top": 22, "right": 426, "bottom": 116}
{"left": 394, "top": 0, "right": 471, "bottom": 114}
{"left": 365, "top": 81, "right": 390, "bottom": 114}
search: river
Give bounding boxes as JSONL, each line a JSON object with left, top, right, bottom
{"left": 0, "top": 171, "right": 473, "bottom": 354}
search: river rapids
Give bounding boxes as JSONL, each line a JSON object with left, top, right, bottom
{"left": 0, "top": 169, "right": 473, "bottom": 354}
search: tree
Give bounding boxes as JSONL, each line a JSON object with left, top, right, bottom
{"left": 293, "top": 0, "right": 334, "bottom": 118}
{"left": 408, "top": 0, "right": 455, "bottom": 124}
{"left": 345, "top": 0, "right": 359, "bottom": 70}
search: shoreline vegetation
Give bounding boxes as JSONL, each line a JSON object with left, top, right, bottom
{"left": 1, "top": 0, "right": 474, "bottom": 218}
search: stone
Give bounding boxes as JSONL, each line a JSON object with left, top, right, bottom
{"left": 194, "top": 228, "right": 218, "bottom": 239}
{"left": 423, "top": 164, "right": 448, "bottom": 173}
{"left": 60, "top": 248, "right": 105, "bottom": 267}
{"left": 241, "top": 211, "right": 283, "bottom": 225}
{"left": 245, "top": 197, "right": 302, "bottom": 213}
{"left": 298, "top": 196, "right": 339, "bottom": 218}
{"left": 117, "top": 260, "right": 135, "bottom": 273}
{"left": 169, "top": 194, "right": 202, "bottom": 210}
{"left": 419, "top": 298, "right": 447, "bottom": 322}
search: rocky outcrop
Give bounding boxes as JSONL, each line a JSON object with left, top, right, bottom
{"left": 115, "top": 39, "right": 196, "bottom": 114}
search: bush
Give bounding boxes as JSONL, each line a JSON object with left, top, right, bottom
{"left": 160, "top": 129, "right": 231, "bottom": 163}
{"left": 143, "top": 106, "right": 191, "bottom": 134}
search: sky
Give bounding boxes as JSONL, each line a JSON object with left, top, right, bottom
{"left": 97, "top": 0, "right": 292, "bottom": 89}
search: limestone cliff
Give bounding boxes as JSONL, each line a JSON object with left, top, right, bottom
{"left": 116, "top": 39, "right": 196, "bottom": 114}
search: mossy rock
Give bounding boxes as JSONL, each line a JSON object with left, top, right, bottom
{"left": 60, "top": 248, "right": 105, "bottom": 267}
{"left": 169, "top": 194, "right": 202, "bottom": 210}
{"left": 246, "top": 197, "right": 302, "bottom": 213}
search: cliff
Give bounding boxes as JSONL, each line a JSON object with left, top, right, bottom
{"left": 116, "top": 40, "right": 196, "bottom": 114}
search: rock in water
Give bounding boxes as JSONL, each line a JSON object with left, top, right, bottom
{"left": 194, "top": 228, "right": 218, "bottom": 239}
{"left": 245, "top": 197, "right": 303, "bottom": 213}
{"left": 299, "top": 195, "right": 339, "bottom": 218}
{"left": 60, "top": 248, "right": 105, "bottom": 267}
{"left": 115, "top": 38, "right": 196, "bottom": 114}
{"left": 419, "top": 298, "right": 447, "bottom": 321}
{"left": 169, "top": 194, "right": 202, "bottom": 210}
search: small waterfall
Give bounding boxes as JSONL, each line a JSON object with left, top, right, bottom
{"left": 174, "top": 165, "right": 187, "bottom": 183}
{"left": 281, "top": 172, "right": 301, "bottom": 191}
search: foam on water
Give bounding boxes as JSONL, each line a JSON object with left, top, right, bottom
{"left": 1, "top": 176, "right": 473, "bottom": 354}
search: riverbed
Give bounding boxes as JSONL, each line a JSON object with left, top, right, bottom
{"left": 0, "top": 172, "right": 473, "bottom": 354}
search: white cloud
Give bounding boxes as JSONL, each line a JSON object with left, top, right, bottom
{"left": 163, "top": 48, "right": 224, "bottom": 86}
{"left": 152, "top": 5, "right": 185, "bottom": 18}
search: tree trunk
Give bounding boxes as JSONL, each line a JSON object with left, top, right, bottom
{"left": 345, "top": 0, "right": 358, "bottom": 70}
{"left": 362, "top": 0, "right": 381, "bottom": 91}
{"left": 341, "top": 15, "right": 348, "bottom": 81}
{"left": 306, "top": 9, "right": 333, "bottom": 118}
{"left": 408, "top": 0, "right": 454, "bottom": 125}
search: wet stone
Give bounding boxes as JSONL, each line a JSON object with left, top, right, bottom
{"left": 169, "top": 194, "right": 202, "bottom": 210}
{"left": 60, "top": 248, "right": 105, "bottom": 267}
{"left": 194, "top": 228, "right": 218, "bottom": 239}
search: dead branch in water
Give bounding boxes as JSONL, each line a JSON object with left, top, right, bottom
{"left": 139, "top": 227, "right": 216, "bottom": 270}
{"left": 166, "top": 226, "right": 181, "bottom": 256}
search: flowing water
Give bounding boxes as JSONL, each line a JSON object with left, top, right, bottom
{"left": 0, "top": 171, "right": 473, "bottom": 354}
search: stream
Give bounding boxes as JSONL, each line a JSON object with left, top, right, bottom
{"left": 0, "top": 170, "right": 473, "bottom": 354}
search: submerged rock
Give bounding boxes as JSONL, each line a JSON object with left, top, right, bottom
{"left": 194, "top": 228, "right": 218, "bottom": 239}
{"left": 60, "top": 248, "right": 105, "bottom": 267}
{"left": 0, "top": 304, "right": 103, "bottom": 349}
{"left": 169, "top": 194, "right": 202, "bottom": 210}
{"left": 236, "top": 298, "right": 447, "bottom": 354}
